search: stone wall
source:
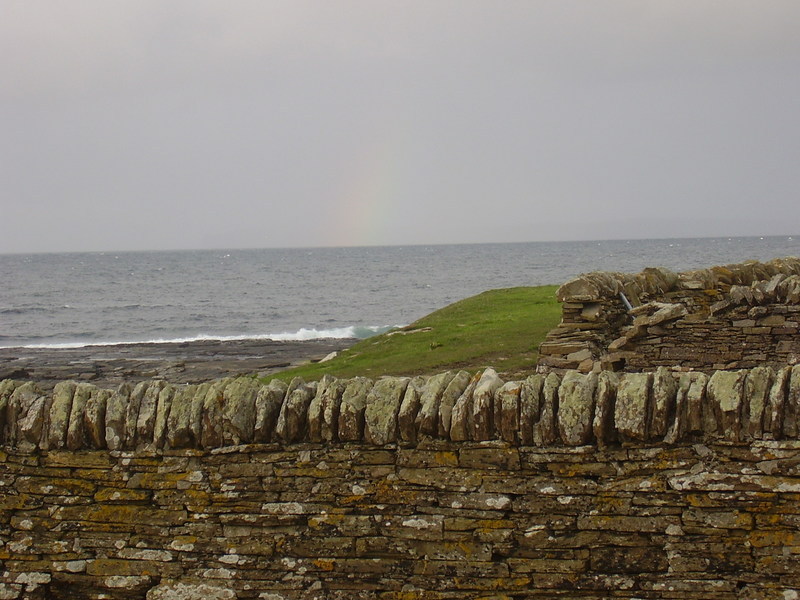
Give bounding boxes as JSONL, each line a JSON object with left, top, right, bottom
{"left": 537, "top": 257, "right": 800, "bottom": 373}
{"left": 2, "top": 368, "right": 800, "bottom": 598}
{"left": 3, "top": 364, "right": 800, "bottom": 452}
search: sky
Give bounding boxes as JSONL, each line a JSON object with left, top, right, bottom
{"left": 1, "top": 1, "right": 799, "bottom": 253}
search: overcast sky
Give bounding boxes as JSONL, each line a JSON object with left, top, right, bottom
{"left": 2, "top": 1, "right": 799, "bottom": 253}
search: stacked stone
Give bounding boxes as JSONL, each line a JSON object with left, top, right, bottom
{"left": 2, "top": 436, "right": 800, "bottom": 598}
{"left": 538, "top": 257, "right": 800, "bottom": 372}
{"left": 3, "top": 364, "right": 800, "bottom": 451}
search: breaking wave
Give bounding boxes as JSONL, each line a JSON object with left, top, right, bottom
{"left": 7, "top": 325, "right": 397, "bottom": 349}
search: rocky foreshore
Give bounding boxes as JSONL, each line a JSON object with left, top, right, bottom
{"left": 0, "top": 338, "right": 355, "bottom": 391}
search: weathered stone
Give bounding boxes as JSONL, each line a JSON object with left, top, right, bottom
{"left": 557, "top": 370, "right": 597, "bottom": 446}
{"left": 593, "top": 371, "right": 618, "bottom": 446}
{"left": 66, "top": 383, "right": 94, "bottom": 451}
{"left": 105, "top": 383, "right": 131, "bottom": 450}
{"left": 398, "top": 376, "right": 425, "bottom": 443}
{"left": 416, "top": 371, "right": 456, "bottom": 437}
{"left": 189, "top": 382, "right": 209, "bottom": 446}
{"left": 519, "top": 374, "right": 544, "bottom": 446}
{"left": 137, "top": 380, "right": 166, "bottom": 447}
{"left": 308, "top": 375, "right": 336, "bottom": 442}
{"left": 146, "top": 581, "right": 236, "bottom": 600}
{"left": 649, "top": 367, "right": 677, "bottom": 440}
{"left": 664, "top": 373, "right": 689, "bottom": 444}
{"left": 532, "top": 372, "right": 561, "bottom": 446}
{"left": 785, "top": 364, "right": 800, "bottom": 439}
{"left": 556, "top": 277, "right": 603, "bottom": 302}
{"left": 47, "top": 381, "right": 76, "bottom": 450}
{"left": 0, "top": 379, "right": 20, "bottom": 444}
{"left": 276, "top": 377, "right": 316, "bottom": 443}
{"left": 449, "top": 375, "right": 479, "bottom": 442}
{"left": 200, "top": 379, "right": 230, "bottom": 448}
{"left": 83, "top": 388, "right": 111, "bottom": 449}
{"left": 7, "top": 382, "right": 40, "bottom": 447}
{"left": 124, "top": 381, "right": 149, "bottom": 449}
{"left": 614, "top": 373, "right": 651, "bottom": 442}
{"left": 471, "top": 368, "right": 503, "bottom": 441}
{"left": 707, "top": 370, "right": 745, "bottom": 441}
{"left": 684, "top": 372, "right": 708, "bottom": 434}
{"left": 744, "top": 366, "right": 774, "bottom": 439}
{"left": 221, "top": 377, "right": 259, "bottom": 445}
{"left": 338, "top": 376, "right": 373, "bottom": 442}
{"left": 364, "top": 376, "right": 410, "bottom": 445}
{"left": 18, "top": 395, "right": 48, "bottom": 449}
{"left": 153, "top": 384, "right": 175, "bottom": 449}
{"left": 165, "top": 384, "right": 195, "bottom": 448}
{"left": 253, "top": 379, "right": 287, "bottom": 443}
{"left": 437, "top": 370, "right": 472, "bottom": 438}
{"left": 496, "top": 381, "right": 522, "bottom": 443}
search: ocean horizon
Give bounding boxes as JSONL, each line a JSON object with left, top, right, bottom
{"left": 2, "top": 236, "right": 798, "bottom": 349}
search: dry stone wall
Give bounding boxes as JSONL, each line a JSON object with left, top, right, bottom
{"left": 3, "top": 364, "right": 800, "bottom": 452}
{"left": 2, "top": 368, "right": 800, "bottom": 598}
{"left": 538, "top": 257, "right": 800, "bottom": 373}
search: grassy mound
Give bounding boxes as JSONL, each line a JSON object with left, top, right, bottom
{"left": 265, "top": 285, "right": 561, "bottom": 383}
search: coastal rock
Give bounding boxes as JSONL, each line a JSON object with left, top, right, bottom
{"left": 557, "top": 370, "right": 597, "bottom": 446}
{"left": 519, "top": 374, "right": 544, "bottom": 446}
{"left": 276, "top": 378, "right": 316, "bottom": 443}
{"left": 48, "top": 381, "right": 77, "bottom": 449}
{"left": 338, "top": 377, "right": 374, "bottom": 442}
{"left": 437, "top": 370, "right": 471, "bottom": 438}
{"left": 416, "top": 371, "right": 456, "bottom": 438}
{"left": 253, "top": 380, "right": 287, "bottom": 443}
{"left": 496, "top": 381, "right": 522, "bottom": 444}
{"left": 398, "top": 377, "right": 425, "bottom": 443}
{"left": 222, "top": 377, "right": 260, "bottom": 445}
{"left": 364, "top": 376, "right": 410, "bottom": 445}
{"left": 614, "top": 372, "right": 651, "bottom": 442}
{"left": 532, "top": 372, "right": 561, "bottom": 446}
{"left": 471, "top": 368, "right": 503, "bottom": 441}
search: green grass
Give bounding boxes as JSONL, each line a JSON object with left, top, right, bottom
{"left": 263, "top": 285, "right": 561, "bottom": 383}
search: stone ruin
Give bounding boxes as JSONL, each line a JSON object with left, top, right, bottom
{"left": 537, "top": 256, "right": 800, "bottom": 373}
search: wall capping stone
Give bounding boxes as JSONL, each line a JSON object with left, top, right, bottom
{"left": 2, "top": 363, "right": 800, "bottom": 452}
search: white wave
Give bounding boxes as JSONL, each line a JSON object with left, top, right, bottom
{"left": 9, "top": 325, "right": 397, "bottom": 349}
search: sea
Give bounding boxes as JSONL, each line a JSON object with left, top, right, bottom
{"left": 1, "top": 236, "right": 798, "bottom": 349}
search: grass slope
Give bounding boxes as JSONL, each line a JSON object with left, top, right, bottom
{"left": 265, "top": 285, "right": 560, "bottom": 383}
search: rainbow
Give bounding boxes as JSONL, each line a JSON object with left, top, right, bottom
{"left": 328, "top": 126, "right": 409, "bottom": 247}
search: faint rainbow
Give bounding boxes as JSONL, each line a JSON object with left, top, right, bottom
{"left": 328, "top": 128, "right": 407, "bottom": 247}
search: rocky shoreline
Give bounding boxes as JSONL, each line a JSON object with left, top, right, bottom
{"left": 0, "top": 338, "right": 356, "bottom": 390}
